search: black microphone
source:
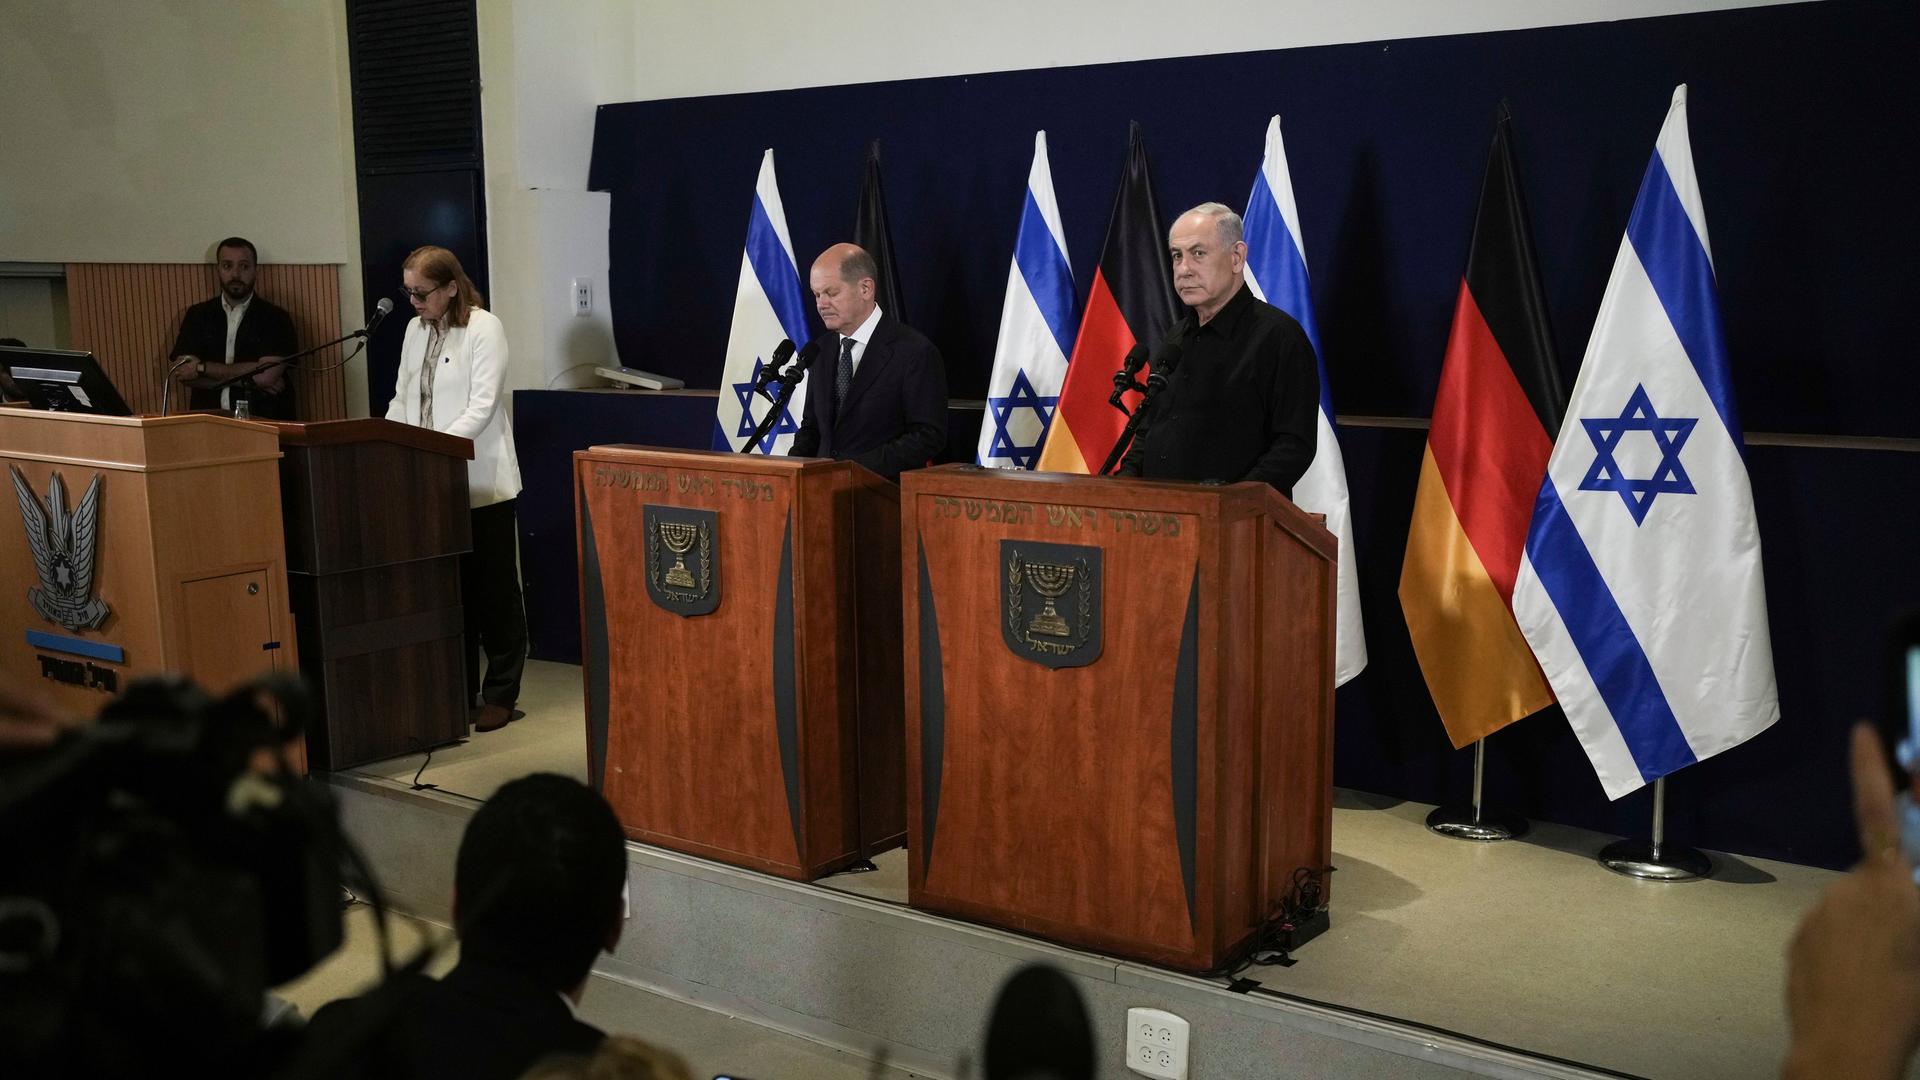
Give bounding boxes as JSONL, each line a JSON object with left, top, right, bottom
{"left": 770, "top": 339, "right": 822, "bottom": 397}
{"left": 1107, "top": 343, "right": 1150, "bottom": 412}
{"left": 754, "top": 339, "right": 797, "bottom": 400}
{"left": 363, "top": 297, "right": 395, "bottom": 337}
{"left": 791, "top": 339, "right": 822, "bottom": 372}
{"left": 1144, "top": 325, "right": 1189, "bottom": 394}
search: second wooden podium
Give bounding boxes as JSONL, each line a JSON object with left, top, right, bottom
{"left": 574, "top": 446, "right": 902, "bottom": 880}
{"left": 269, "top": 419, "right": 474, "bottom": 769}
{"left": 902, "top": 465, "right": 1337, "bottom": 971}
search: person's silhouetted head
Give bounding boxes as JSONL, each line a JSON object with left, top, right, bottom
{"left": 453, "top": 774, "right": 627, "bottom": 994}
{"left": 984, "top": 964, "right": 1094, "bottom": 1080}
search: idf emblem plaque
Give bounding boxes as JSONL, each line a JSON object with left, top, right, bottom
{"left": 11, "top": 465, "right": 111, "bottom": 632}
{"left": 643, "top": 504, "right": 720, "bottom": 617}
{"left": 1000, "top": 539, "right": 1102, "bottom": 669}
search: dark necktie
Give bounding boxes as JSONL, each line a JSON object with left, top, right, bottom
{"left": 836, "top": 336, "right": 856, "bottom": 410}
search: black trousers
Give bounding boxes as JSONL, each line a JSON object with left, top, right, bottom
{"left": 463, "top": 499, "right": 528, "bottom": 708}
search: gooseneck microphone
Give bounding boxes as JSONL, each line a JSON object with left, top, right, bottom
{"left": 1107, "top": 343, "right": 1151, "bottom": 414}
{"left": 1143, "top": 335, "right": 1186, "bottom": 394}
{"left": 1097, "top": 321, "right": 1190, "bottom": 476}
{"left": 791, "top": 339, "right": 822, "bottom": 373}
{"left": 206, "top": 298, "right": 394, "bottom": 394}
{"left": 752, "top": 339, "right": 797, "bottom": 401}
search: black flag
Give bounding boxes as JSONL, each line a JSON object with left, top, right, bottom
{"left": 853, "top": 139, "right": 907, "bottom": 324}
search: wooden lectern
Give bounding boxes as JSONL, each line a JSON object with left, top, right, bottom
{"left": 0, "top": 410, "right": 299, "bottom": 720}
{"left": 268, "top": 419, "right": 474, "bottom": 770}
{"left": 901, "top": 465, "right": 1337, "bottom": 971}
{"left": 574, "top": 446, "right": 902, "bottom": 880}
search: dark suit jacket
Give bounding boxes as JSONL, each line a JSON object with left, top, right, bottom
{"left": 169, "top": 294, "right": 299, "bottom": 419}
{"left": 297, "top": 959, "right": 605, "bottom": 1080}
{"left": 788, "top": 313, "right": 947, "bottom": 481}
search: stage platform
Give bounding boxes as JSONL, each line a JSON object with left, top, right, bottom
{"left": 322, "top": 661, "right": 1840, "bottom": 1080}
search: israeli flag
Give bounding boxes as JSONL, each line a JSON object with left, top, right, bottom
{"left": 978, "top": 132, "right": 1076, "bottom": 469}
{"left": 714, "top": 149, "right": 812, "bottom": 454}
{"left": 1512, "top": 86, "right": 1778, "bottom": 799}
{"left": 1241, "top": 115, "right": 1368, "bottom": 687}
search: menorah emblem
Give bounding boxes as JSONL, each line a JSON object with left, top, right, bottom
{"left": 1024, "top": 561, "right": 1076, "bottom": 638}
{"left": 659, "top": 520, "right": 699, "bottom": 588}
{"left": 999, "top": 540, "right": 1102, "bottom": 669}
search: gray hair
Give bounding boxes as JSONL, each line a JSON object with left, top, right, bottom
{"left": 1175, "top": 202, "right": 1244, "bottom": 246}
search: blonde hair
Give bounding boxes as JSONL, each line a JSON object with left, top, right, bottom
{"left": 402, "top": 245, "right": 486, "bottom": 327}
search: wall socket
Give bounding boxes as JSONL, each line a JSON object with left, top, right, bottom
{"left": 571, "top": 277, "right": 592, "bottom": 316}
{"left": 1125, "top": 1007, "right": 1190, "bottom": 1079}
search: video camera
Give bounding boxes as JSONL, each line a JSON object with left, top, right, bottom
{"left": 0, "top": 675, "right": 350, "bottom": 1077}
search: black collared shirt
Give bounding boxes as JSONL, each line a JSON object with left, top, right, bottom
{"left": 1119, "top": 282, "right": 1320, "bottom": 496}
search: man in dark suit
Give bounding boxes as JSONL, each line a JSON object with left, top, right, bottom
{"left": 789, "top": 243, "right": 947, "bottom": 480}
{"left": 168, "top": 236, "right": 299, "bottom": 419}
{"left": 297, "top": 774, "right": 628, "bottom": 1080}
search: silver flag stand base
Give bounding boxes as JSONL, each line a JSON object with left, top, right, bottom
{"left": 1426, "top": 804, "right": 1529, "bottom": 842}
{"left": 1597, "top": 778, "right": 1711, "bottom": 881}
{"left": 1597, "top": 838, "right": 1711, "bottom": 880}
{"left": 1426, "top": 739, "right": 1529, "bottom": 841}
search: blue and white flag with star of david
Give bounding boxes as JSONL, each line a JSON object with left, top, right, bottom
{"left": 1512, "top": 86, "right": 1778, "bottom": 799}
{"left": 714, "top": 149, "right": 812, "bottom": 454}
{"left": 977, "top": 131, "right": 1075, "bottom": 470}
{"left": 1241, "top": 115, "right": 1367, "bottom": 687}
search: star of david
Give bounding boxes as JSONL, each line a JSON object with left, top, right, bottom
{"left": 1577, "top": 383, "right": 1698, "bottom": 526}
{"left": 732, "top": 356, "right": 799, "bottom": 454}
{"left": 984, "top": 370, "right": 1059, "bottom": 469}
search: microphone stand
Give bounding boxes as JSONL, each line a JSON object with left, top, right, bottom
{"left": 740, "top": 364, "right": 806, "bottom": 454}
{"left": 1097, "top": 369, "right": 1172, "bottom": 476}
{"left": 203, "top": 324, "right": 374, "bottom": 396}
{"left": 1098, "top": 335, "right": 1186, "bottom": 476}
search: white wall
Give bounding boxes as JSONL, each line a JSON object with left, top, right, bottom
{"left": 0, "top": 0, "right": 368, "bottom": 412}
{"left": 620, "top": 0, "right": 1811, "bottom": 101}
{"left": 478, "top": 0, "right": 1812, "bottom": 396}
{"left": 0, "top": 1, "right": 356, "bottom": 263}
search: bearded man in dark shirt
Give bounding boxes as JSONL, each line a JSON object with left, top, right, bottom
{"left": 1118, "top": 202, "right": 1319, "bottom": 498}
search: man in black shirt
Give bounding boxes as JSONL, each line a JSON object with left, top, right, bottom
{"left": 168, "top": 236, "right": 299, "bottom": 419}
{"left": 1119, "top": 203, "right": 1319, "bottom": 497}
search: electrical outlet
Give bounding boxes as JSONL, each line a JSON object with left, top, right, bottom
{"left": 571, "top": 277, "right": 592, "bottom": 316}
{"left": 1125, "top": 1007, "right": 1189, "bottom": 1079}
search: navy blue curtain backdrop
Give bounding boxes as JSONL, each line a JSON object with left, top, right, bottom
{"left": 577, "top": 0, "right": 1920, "bottom": 867}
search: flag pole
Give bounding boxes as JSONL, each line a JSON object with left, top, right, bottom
{"left": 1425, "top": 738, "right": 1529, "bottom": 841}
{"left": 1597, "top": 777, "right": 1711, "bottom": 880}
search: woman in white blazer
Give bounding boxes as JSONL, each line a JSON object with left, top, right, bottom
{"left": 387, "top": 245, "right": 526, "bottom": 733}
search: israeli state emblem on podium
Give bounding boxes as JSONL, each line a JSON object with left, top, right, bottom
{"left": 1000, "top": 539, "right": 1102, "bottom": 669}
{"left": 10, "top": 464, "right": 111, "bottom": 633}
{"left": 644, "top": 504, "right": 720, "bottom": 616}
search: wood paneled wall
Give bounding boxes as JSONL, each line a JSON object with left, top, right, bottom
{"left": 65, "top": 264, "right": 348, "bottom": 419}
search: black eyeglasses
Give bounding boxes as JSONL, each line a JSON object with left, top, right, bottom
{"left": 399, "top": 284, "right": 445, "bottom": 302}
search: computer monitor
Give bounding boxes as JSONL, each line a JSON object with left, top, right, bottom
{"left": 0, "top": 346, "right": 133, "bottom": 416}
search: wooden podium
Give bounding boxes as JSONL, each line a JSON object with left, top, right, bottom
{"left": 0, "top": 409, "right": 299, "bottom": 718}
{"left": 268, "top": 419, "right": 473, "bottom": 770}
{"left": 901, "top": 465, "right": 1337, "bottom": 971}
{"left": 574, "top": 446, "right": 903, "bottom": 880}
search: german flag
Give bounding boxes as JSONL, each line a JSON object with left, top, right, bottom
{"left": 1400, "top": 106, "right": 1568, "bottom": 748}
{"left": 1036, "top": 122, "right": 1177, "bottom": 473}
{"left": 853, "top": 138, "right": 908, "bottom": 324}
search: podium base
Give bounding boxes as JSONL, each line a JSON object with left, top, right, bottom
{"left": 1597, "top": 838, "right": 1711, "bottom": 881}
{"left": 1425, "top": 805, "right": 1529, "bottom": 842}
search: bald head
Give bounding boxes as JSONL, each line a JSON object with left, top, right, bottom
{"left": 810, "top": 243, "right": 880, "bottom": 334}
